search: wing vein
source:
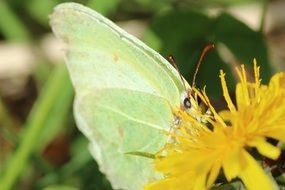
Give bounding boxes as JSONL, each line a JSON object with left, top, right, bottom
{"left": 96, "top": 103, "right": 168, "bottom": 131}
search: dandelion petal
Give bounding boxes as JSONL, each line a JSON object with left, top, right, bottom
{"left": 248, "top": 137, "right": 280, "bottom": 160}
{"left": 239, "top": 151, "right": 278, "bottom": 190}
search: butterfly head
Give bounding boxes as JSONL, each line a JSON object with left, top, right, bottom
{"left": 180, "top": 88, "right": 210, "bottom": 115}
{"left": 180, "top": 89, "right": 197, "bottom": 111}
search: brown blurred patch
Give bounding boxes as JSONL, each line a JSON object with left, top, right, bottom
{"left": 42, "top": 133, "right": 71, "bottom": 167}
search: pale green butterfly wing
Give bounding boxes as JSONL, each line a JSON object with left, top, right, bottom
{"left": 50, "top": 2, "right": 189, "bottom": 190}
{"left": 75, "top": 89, "right": 173, "bottom": 189}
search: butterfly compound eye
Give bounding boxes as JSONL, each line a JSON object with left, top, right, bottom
{"left": 183, "top": 97, "right": 191, "bottom": 109}
{"left": 180, "top": 91, "right": 191, "bottom": 110}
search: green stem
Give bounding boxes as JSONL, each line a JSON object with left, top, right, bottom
{"left": 0, "top": 64, "right": 71, "bottom": 190}
{"left": 0, "top": 1, "right": 31, "bottom": 41}
{"left": 259, "top": 0, "right": 268, "bottom": 32}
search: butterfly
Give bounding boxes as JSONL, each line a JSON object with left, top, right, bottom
{"left": 50, "top": 3, "right": 209, "bottom": 189}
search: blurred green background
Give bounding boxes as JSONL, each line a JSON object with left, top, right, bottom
{"left": 0, "top": 0, "right": 284, "bottom": 189}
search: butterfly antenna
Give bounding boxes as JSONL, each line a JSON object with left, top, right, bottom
{"left": 191, "top": 44, "right": 215, "bottom": 88}
{"left": 168, "top": 55, "right": 187, "bottom": 91}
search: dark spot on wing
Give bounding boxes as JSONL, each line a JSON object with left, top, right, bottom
{"left": 113, "top": 53, "right": 119, "bottom": 62}
{"left": 118, "top": 126, "right": 124, "bottom": 138}
{"left": 61, "top": 36, "right": 69, "bottom": 44}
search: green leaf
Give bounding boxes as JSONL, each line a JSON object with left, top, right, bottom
{"left": 43, "top": 185, "right": 79, "bottom": 190}
{"left": 125, "top": 151, "right": 156, "bottom": 159}
{"left": 25, "top": 0, "right": 61, "bottom": 26}
{"left": 276, "top": 173, "right": 285, "bottom": 186}
{"left": 212, "top": 180, "right": 246, "bottom": 190}
{"left": 144, "top": 9, "right": 271, "bottom": 99}
{"left": 0, "top": 1, "right": 31, "bottom": 41}
{"left": 193, "top": 0, "right": 259, "bottom": 7}
{"left": 213, "top": 13, "right": 272, "bottom": 82}
{"left": 87, "top": 0, "right": 120, "bottom": 16}
{"left": 144, "top": 10, "right": 234, "bottom": 99}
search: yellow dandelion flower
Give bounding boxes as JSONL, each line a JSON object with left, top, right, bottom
{"left": 145, "top": 60, "right": 285, "bottom": 190}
